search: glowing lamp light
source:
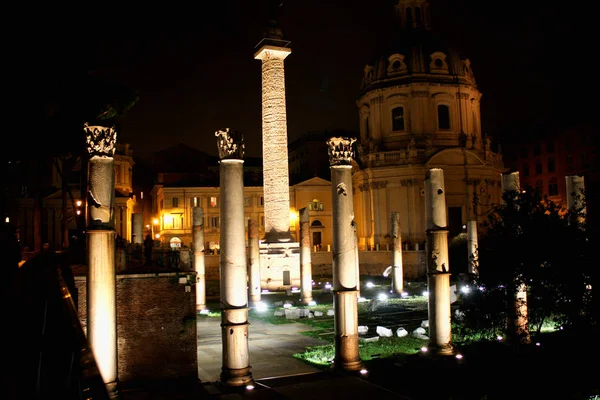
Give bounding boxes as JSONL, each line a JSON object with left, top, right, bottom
{"left": 308, "top": 300, "right": 317, "bottom": 306}
{"left": 359, "top": 369, "right": 368, "bottom": 375}
{"left": 4, "top": 217, "right": 9, "bottom": 223}
{"left": 497, "top": 336, "right": 503, "bottom": 341}
{"left": 291, "top": 287, "right": 300, "bottom": 293}
{"left": 536, "top": 342, "right": 541, "bottom": 346}
{"left": 455, "top": 354, "right": 463, "bottom": 360}
{"left": 255, "top": 302, "right": 268, "bottom": 312}
{"left": 246, "top": 384, "right": 255, "bottom": 391}
{"left": 153, "top": 218, "right": 159, "bottom": 225}
{"left": 422, "top": 291, "right": 429, "bottom": 297}
{"left": 283, "top": 303, "right": 292, "bottom": 309}
{"left": 76, "top": 210, "right": 81, "bottom": 215}
{"left": 401, "top": 292, "right": 409, "bottom": 298}
{"left": 460, "top": 286, "right": 471, "bottom": 294}
{"left": 421, "top": 347, "right": 428, "bottom": 353}
{"left": 76, "top": 200, "right": 82, "bottom": 207}
{"left": 377, "top": 293, "right": 388, "bottom": 301}
{"left": 155, "top": 234, "right": 160, "bottom": 239}
{"left": 261, "top": 289, "right": 270, "bottom": 293}
{"left": 324, "top": 283, "right": 332, "bottom": 290}
{"left": 366, "top": 282, "right": 374, "bottom": 288}
{"left": 358, "top": 297, "right": 368, "bottom": 303}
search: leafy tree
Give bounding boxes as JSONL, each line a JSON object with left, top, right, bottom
{"left": 455, "top": 187, "right": 593, "bottom": 344}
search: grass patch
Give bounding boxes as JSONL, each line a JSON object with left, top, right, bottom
{"left": 248, "top": 309, "right": 295, "bottom": 325}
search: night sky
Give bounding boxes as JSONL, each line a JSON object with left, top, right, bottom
{"left": 8, "top": 1, "right": 592, "bottom": 160}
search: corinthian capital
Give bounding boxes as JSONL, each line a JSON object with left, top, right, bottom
{"left": 84, "top": 123, "right": 117, "bottom": 157}
{"left": 215, "top": 128, "right": 245, "bottom": 160}
{"left": 326, "top": 137, "right": 356, "bottom": 166}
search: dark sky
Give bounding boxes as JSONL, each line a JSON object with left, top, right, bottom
{"left": 9, "top": 1, "right": 592, "bottom": 160}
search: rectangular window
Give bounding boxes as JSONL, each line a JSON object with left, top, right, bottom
{"left": 535, "top": 162, "right": 542, "bottom": 175}
{"left": 172, "top": 197, "right": 179, "bottom": 208}
{"left": 546, "top": 141, "right": 554, "bottom": 153}
{"left": 260, "top": 197, "right": 264, "bottom": 206}
{"left": 533, "top": 143, "right": 541, "bottom": 156}
{"left": 437, "top": 105, "right": 450, "bottom": 130}
{"left": 283, "top": 270, "right": 291, "bottom": 286}
{"left": 209, "top": 196, "right": 218, "bottom": 208}
{"left": 548, "top": 180, "right": 559, "bottom": 196}
{"left": 173, "top": 213, "right": 182, "bottom": 229}
{"left": 210, "top": 217, "right": 219, "bottom": 228}
{"left": 392, "top": 107, "right": 405, "bottom": 131}
{"left": 244, "top": 196, "right": 253, "bottom": 207}
{"left": 191, "top": 197, "right": 200, "bottom": 207}
{"left": 547, "top": 158, "right": 555, "bottom": 173}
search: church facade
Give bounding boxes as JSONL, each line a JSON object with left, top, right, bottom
{"left": 351, "top": 0, "right": 505, "bottom": 251}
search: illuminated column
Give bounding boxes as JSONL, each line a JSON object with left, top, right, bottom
{"left": 501, "top": 172, "right": 531, "bottom": 344}
{"left": 215, "top": 128, "right": 253, "bottom": 387}
{"left": 254, "top": 42, "right": 292, "bottom": 243}
{"left": 391, "top": 211, "right": 404, "bottom": 295}
{"left": 425, "top": 168, "right": 453, "bottom": 355}
{"left": 566, "top": 175, "right": 586, "bottom": 223}
{"left": 299, "top": 207, "right": 313, "bottom": 304}
{"left": 328, "top": 137, "right": 364, "bottom": 372}
{"left": 132, "top": 213, "right": 143, "bottom": 245}
{"left": 84, "top": 123, "right": 119, "bottom": 397}
{"left": 193, "top": 204, "right": 206, "bottom": 311}
{"left": 248, "top": 218, "right": 261, "bottom": 304}
{"left": 467, "top": 220, "right": 478, "bottom": 275}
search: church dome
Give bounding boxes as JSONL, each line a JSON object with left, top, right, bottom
{"left": 360, "top": 0, "right": 477, "bottom": 94}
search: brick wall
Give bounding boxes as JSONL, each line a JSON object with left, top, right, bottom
{"left": 74, "top": 272, "right": 197, "bottom": 383}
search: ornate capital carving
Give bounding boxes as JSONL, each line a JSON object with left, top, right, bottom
{"left": 358, "top": 183, "right": 370, "bottom": 192}
{"left": 215, "top": 128, "right": 245, "bottom": 160}
{"left": 84, "top": 123, "right": 117, "bottom": 157}
{"left": 327, "top": 137, "right": 356, "bottom": 166}
{"left": 400, "top": 178, "right": 420, "bottom": 187}
{"left": 456, "top": 92, "right": 469, "bottom": 100}
{"left": 372, "top": 180, "right": 388, "bottom": 189}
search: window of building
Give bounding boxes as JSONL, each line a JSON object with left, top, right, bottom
{"left": 392, "top": 107, "right": 405, "bottom": 131}
{"left": 172, "top": 197, "right": 179, "bottom": 208}
{"left": 309, "top": 199, "right": 324, "bottom": 211}
{"left": 533, "top": 143, "right": 541, "bottom": 156}
{"left": 535, "top": 180, "right": 543, "bottom": 196}
{"left": 260, "top": 197, "right": 264, "bottom": 206}
{"left": 209, "top": 196, "right": 218, "bottom": 208}
{"left": 244, "top": 196, "right": 252, "bottom": 207}
{"left": 535, "top": 162, "right": 542, "bottom": 175}
{"left": 283, "top": 270, "right": 291, "bottom": 286}
{"left": 548, "top": 178, "right": 558, "bottom": 196}
{"left": 210, "top": 217, "right": 219, "bottom": 228}
{"left": 523, "top": 163, "right": 529, "bottom": 177}
{"left": 437, "top": 105, "right": 450, "bottom": 130}
{"left": 519, "top": 147, "right": 528, "bottom": 158}
{"left": 191, "top": 197, "right": 200, "bottom": 207}
{"left": 364, "top": 116, "right": 369, "bottom": 137}
{"left": 547, "top": 158, "right": 555, "bottom": 173}
{"left": 546, "top": 141, "right": 554, "bottom": 153}
{"left": 173, "top": 213, "right": 182, "bottom": 229}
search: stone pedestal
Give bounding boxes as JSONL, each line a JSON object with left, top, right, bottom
{"left": 259, "top": 242, "right": 300, "bottom": 291}
{"left": 299, "top": 207, "right": 313, "bottom": 304}
{"left": 248, "top": 218, "right": 261, "bottom": 304}
{"left": 193, "top": 206, "right": 206, "bottom": 311}
{"left": 425, "top": 168, "right": 453, "bottom": 355}
{"left": 216, "top": 129, "right": 253, "bottom": 387}
{"left": 391, "top": 211, "right": 403, "bottom": 294}
{"left": 328, "top": 137, "right": 364, "bottom": 372}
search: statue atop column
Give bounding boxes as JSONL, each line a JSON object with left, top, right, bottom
{"left": 327, "top": 137, "right": 356, "bottom": 166}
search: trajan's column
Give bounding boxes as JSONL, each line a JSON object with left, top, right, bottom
{"left": 254, "top": 20, "right": 300, "bottom": 290}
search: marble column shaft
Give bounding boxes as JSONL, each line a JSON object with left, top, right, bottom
{"left": 193, "top": 206, "right": 206, "bottom": 311}
{"left": 299, "top": 207, "right": 313, "bottom": 304}
{"left": 391, "top": 211, "right": 403, "bottom": 294}
{"left": 218, "top": 155, "right": 253, "bottom": 387}
{"left": 467, "top": 220, "right": 478, "bottom": 275}
{"left": 132, "top": 213, "right": 143, "bottom": 245}
{"left": 248, "top": 218, "right": 261, "bottom": 304}
{"left": 425, "top": 168, "right": 453, "bottom": 355}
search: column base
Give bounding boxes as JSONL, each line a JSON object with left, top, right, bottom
{"left": 105, "top": 380, "right": 120, "bottom": 400}
{"left": 427, "top": 343, "right": 455, "bottom": 356}
{"left": 301, "top": 295, "right": 313, "bottom": 304}
{"left": 250, "top": 295, "right": 262, "bottom": 304}
{"left": 219, "top": 366, "right": 254, "bottom": 387}
{"left": 196, "top": 304, "right": 207, "bottom": 311}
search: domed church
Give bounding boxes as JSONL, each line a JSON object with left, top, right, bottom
{"left": 352, "top": 0, "right": 506, "bottom": 250}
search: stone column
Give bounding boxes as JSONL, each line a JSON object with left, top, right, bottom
{"left": 566, "top": 175, "right": 586, "bottom": 223}
{"left": 391, "top": 211, "right": 404, "bottom": 295}
{"left": 84, "top": 123, "right": 119, "bottom": 397}
{"left": 467, "top": 220, "right": 478, "bottom": 275}
{"left": 132, "top": 213, "right": 143, "bottom": 245}
{"left": 501, "top": 172, "right": 531, "bottom": 344}
{"left": 254, "top": 40, "right": 293, "bottom": 243}
{"left": 328, "top": 137, "right": 364, "bottom": 372}
{"left": 425, "top": 168, "right": 453, "bottom": 355}
{"left": 248, "top": 218, "right": 261, "bottom": 304}
{"left": 215, "top": 128, "right": 253, "bottom": 387}
{"left": 299, "top": 207, "right": 313, "bottom": 304}
{"left": 193, "top": 204, "right": 206, "bottom": 311}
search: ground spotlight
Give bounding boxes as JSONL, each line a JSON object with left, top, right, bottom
{"left": 255, "top": 301, "right": 268, "bottom": 312}
{"left": 366, "top": 281, "right": 374, "bottom": 288}
{"left": 401, "top": 292, "right": 409, "bottom": 297}
{"left": 377, "top": 293, "right": 388, "bottom": 301}
{"left": 308, "top": 300, "right": 317, "bottom": 306}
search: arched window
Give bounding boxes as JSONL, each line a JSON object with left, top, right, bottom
{"left": 437, "top": 104, "right": 450, "bottom": 130}
{"left": 406, "top": 8, "right": 413, "bottom": 27}
{"left": 392, "top": 106, "right": 405, "bottom": 131}
{"left": 415, "top": 7, "right": 421, "bottom": 24}
{"left": 311, "top": 220, "right": 323, "bottom": 227}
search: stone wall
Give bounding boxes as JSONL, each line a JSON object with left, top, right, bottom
{"left": 74, "top": 272, "right": 197, "bottom": 383}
